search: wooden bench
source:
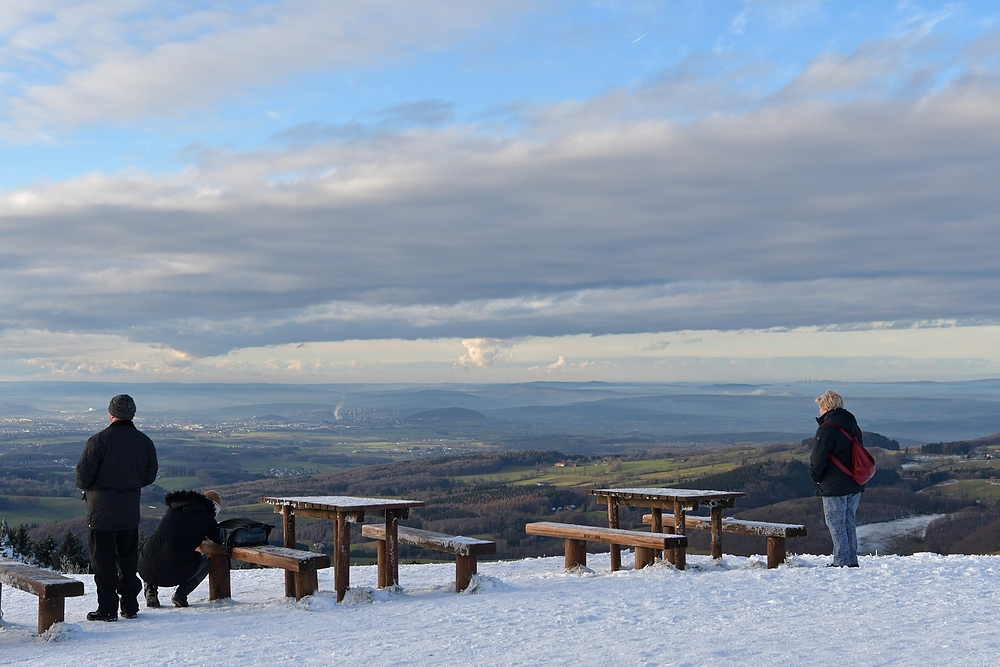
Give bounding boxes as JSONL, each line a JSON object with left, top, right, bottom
{"left": 0, "top": 558, "right": 85, "bottom": 634}
{"left": 642, "top": 513, "right": 806, "bottom": 568}
{"left": 197, "top": 541, "right": 331, "bottom": 601}
{"left": 524, "top": 522, "right": 688, "bottom": 571}
{"left": 361, "top": 525, "right": 496, "bottom": 592}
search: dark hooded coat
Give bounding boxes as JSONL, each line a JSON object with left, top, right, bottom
{"left": 138, "top": 490, "right": 219, "bottom": 587}
{"left": 810, "top": 407, "right": 865, "bottom": 497}
{"left": 76, "top": 419, "right": 158, "bottom": 531}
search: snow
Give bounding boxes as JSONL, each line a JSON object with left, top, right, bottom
{"left": 591, "top": 488, "right": 739, "bottom": 498}
{"left": 4, "top": 551, "right": 1000, "bottom": 666}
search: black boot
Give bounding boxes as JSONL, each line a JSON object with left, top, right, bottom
{"left": 86, "top": 610, "right": 118, "bottom": 622}
{"left": 144, "top": 581, "right": 160, "bottom": 608}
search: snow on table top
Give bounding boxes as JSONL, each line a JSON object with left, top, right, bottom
{"left": 589, "top": 487, "right": 745, "bottom": 498}
{"left": 259, "top": 495, "right": 424, "bottom": 510}
{"left": 5, "top": 551, "right": 1000, "bottom": 666}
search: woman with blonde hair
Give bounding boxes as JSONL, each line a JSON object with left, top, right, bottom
{"left": 810, "top": 390, "right": 864, "bottom": 567}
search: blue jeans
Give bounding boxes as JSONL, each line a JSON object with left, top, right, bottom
{"left": 822, "top": 493, "right": 861, "bottom": 566}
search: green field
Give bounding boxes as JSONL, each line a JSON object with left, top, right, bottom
{"left": 925, "top": 478, "right": 1000, "bottom": 501}
{"left": 0, "top": 495, "right": 86, "bottom": 527}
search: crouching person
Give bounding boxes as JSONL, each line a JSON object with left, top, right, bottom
{"left": 139, "top": 490, "right": 222, "bottom": 608}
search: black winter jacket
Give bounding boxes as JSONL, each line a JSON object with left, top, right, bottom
{"left": 810, "top": 408, "right": 865, "bottom": 497}
{"left": 139, "top": 490, "right": 220, "bottom": 587}
{"left": 76, "top": 420, "right": 158, "bottom": 531}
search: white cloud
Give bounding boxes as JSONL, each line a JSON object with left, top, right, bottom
{"left": 455, "top": 338, "right": 512, "bottom": 369}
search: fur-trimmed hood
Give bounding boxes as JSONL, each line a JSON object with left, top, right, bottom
{"left": 164, "top": 489, "right": 216, "bottom": 513}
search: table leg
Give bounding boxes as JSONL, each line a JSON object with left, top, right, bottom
{"left": 607, "top": 498, "right": 621, "bottom": 572}
{"left": 335, "top": 511, "right": 351, "bottom": 602}
{"left": 710, "top": 506, "right": 723, "bottom": 560}
{"left": 673, "top": 499, "right": 686, "bottom": 571}
{"left": 282, "top": 506, "right": 296, "bottom": 598}
{"left": 651, "top": 507, "right": 663, "bottom": 560}
{"left": 386, "top": 509, "right": 400, "bottom": 587}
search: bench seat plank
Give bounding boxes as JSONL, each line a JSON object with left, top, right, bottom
{"left": 361, "top": 525, "right": 497, "bottom": 556}
{"left": 525, "top": 522, "right": 687, "bottom": 549}
{"left": 642, "top": 513, "right": 807, "bottom": 538}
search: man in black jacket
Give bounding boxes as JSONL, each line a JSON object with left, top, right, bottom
{"left": 139, "top": 490, "right": 221, "bottom": 608}
{"left": 810, "top": 389, "right": 864, "bottom": 568}
{"left": 76, "top": 394, "right": 158, "bottom": 621}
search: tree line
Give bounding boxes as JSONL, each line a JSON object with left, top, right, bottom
{"left": 0, "top": 517, "right": 90, "bottom": 574}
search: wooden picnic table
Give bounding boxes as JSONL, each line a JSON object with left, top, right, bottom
{"left": 587, "top": 487, "right": 745, "bottom": 569}
{"left": 260, "top": 495, "right": 424, "bottom": 602}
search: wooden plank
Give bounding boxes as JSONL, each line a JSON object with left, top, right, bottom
{"left": 228, "top": 545, "right": 330, "bottom": 572}
{"left": 642, "top": 514, "right": 807, "bottom": 538}
{"left": 0, "top": 560, "right": 85, "bottom": 599}
{"left": 361, "top": 525, "right": 497, "bottom": 557}
{"left": 524, "top": 522, "right": 687, "bottom": 550}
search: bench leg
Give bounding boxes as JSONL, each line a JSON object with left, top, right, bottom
{"left": 37, "top": 597, "right": 64, "bottom": 635}
{"left": 376, "top": 538, "right": 388, "bottom": 589}
{"left": 634, "top": 547, "right": 655, "bottom": 570}
{"left": 293, "top": 570, "right": 318, "bottom": 600}
{"left": 455, "top": 554, "right": 477, "bottom": 592}
{"left": 207, "top": 552, "right": 232, "bottom": 600}
{"left": 664, "top": 524, "right": 676, "bottom": 565}
{"left": 651, "top": 508, "right": 663, "bottom": 560}
{"left": 767, "top": 537, "right": 787, "bottom": 569}
{"left": 564, "top": 539, "right": 587, "bottom": 569}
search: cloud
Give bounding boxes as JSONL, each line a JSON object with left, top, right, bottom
{"left": 0, "top": 1, "right": 522, "bottom": 131}
{"left": 455, "top": 338, "right": 512, "bottom": 369}
{"left": 643, "top": 340, "right": 670, "bottom": 351}
{"left": 2, "top": 33, "right": 1000, "bottom": 358}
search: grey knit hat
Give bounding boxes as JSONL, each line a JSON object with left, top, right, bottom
{"left": 108, "top": 394, "right": 136, "bottom": 420}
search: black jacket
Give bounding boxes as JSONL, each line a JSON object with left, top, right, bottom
{"left": 76, "top": 420, "right": 158, "bottom": 531}
{"left": 139, "top": 490, "right": 219, "bottom": 587}
{"left": 810, "top": 407, "right": 865, "bottom": 497}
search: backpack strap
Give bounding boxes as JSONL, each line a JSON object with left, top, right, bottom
{"left": 821, "top": 421, "right": 859, "bottom": 477}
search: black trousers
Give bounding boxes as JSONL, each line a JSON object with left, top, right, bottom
{"left": 88, "top": 528, "right": 142, "bottom": 616}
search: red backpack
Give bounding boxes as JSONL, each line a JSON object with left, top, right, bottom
{"left": 822, "top": 422, "right": 877, "bottom": 485}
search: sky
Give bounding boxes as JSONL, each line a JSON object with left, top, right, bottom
{"left": 1, "top": 1, "right": 999, "bottom": 383}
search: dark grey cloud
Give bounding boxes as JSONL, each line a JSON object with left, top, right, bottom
{"left": 3, "top": 72, "right": 1000, "bottom": 356}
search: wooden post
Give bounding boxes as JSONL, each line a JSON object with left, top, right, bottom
{"left": 710, "top": 506, "right": 723, "bottom": 560}
{"left": 206, "top": 552, "right": 231, "bottom": 600}
{"left": 386, "top": 510, "right": 400, "bottom": 587}
{"left": 634, "top": 547, "right": 654, "bottom": 570}
{"left": 607, "top": 498, "right": 620, "bottom": 572}
{"left": 767, "top": 537, "right": 786, "bottom": 569}
{"left": 673, "top": 499, "right": 686, "bottom": 571}
{"left": 565, "top": 538, "right": 587, "bottom": 569}
{"left": 293, "top": 571, "right": 319, "bottom": 600}
{"left": 455, "top": 554, "right": 477, "bottom": 592}
{"left": 651, "top": 507, "right": 663, "bottom": 560}
{"left": 334, "top": 512, "right": 351, "bottom": 602}
{"left": 282, "top": 505, "right": 296, "bottom": 598}
{"left": 376, "top": 538, "right": 388, "bottom": 589}
{"left": 37, "top": 597, "right": 64, "bottom": 635}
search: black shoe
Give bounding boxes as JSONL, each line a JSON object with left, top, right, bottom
{"left": 848, "top": 563, "right": 859, "bottom": 568}
{"left": 87, "top": 610, "right": 118, "bottom": 622}
{"left": 171, "top": 595, "right": 188, "bottom": 608}
{"left": 145, "top": 595, "right": 160, "bottom": 608}
{"left": 122, "top": 610, "right": 138, "bottom": 619}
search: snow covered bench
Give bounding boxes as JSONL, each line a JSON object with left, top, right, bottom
{"left": 361, "top": 525, "right": 496, "bottom": 592}
{"left": 0, "top": 558, "right": 85, "bottom": 634}
{"left": 642, "top": 513, "right": 806, "bottom": 568}
{"left": 197, "top": 541, "right": 330, "bottom": 601}
{"left": 524, "top": 522, "right": 688, "bottom": 571}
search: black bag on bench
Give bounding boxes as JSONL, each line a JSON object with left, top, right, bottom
{"left": 217, "top": 518, "right": 274, "bottom": 548}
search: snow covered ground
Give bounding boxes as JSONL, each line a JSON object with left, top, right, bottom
{"left": 4, "top": 551, "right": 1000, "bottom": 667}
